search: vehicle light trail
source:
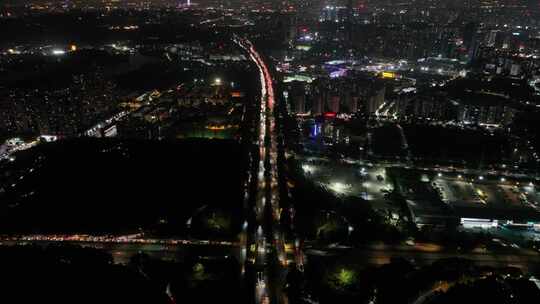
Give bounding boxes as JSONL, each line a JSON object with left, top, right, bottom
{"left": 234, "top": 36, "right": 288, "bottom": 304}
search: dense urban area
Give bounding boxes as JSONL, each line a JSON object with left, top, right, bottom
{"left": 1, "top": 0, "right": 540, "bottom": 303}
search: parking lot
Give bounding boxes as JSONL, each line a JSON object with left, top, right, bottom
{"left": 300, "top": 158, "right": 394, "bottom": 211}
{"left": 499, "top": 185, "right": 525, "bottom": 207}
{"left": 522, "top": 185, "right": 540, "bottom": 211}
{"left": 300, "top": 160, "right": 540, "bottom": 230}
{"left": 432, "top": 176, "right": 538, "bottom": 212}
{"left": 475, "top": 184, "right": 507, "bottom": 208}
{"left": 433, "top": 178, "right": 484, "bottom": 206}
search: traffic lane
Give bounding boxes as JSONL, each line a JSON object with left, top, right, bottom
{"left": 306, "top": 247, "right": 540, "bottom": 272}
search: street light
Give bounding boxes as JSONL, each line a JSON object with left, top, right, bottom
{"left": 302, "top": 164, "right": 315, "bottom": 174}
{"left": 52, "top": 49, "right": 66, "bottom": 56}
{"left": 329, "top": 182, "right": 349, "bottom": 194}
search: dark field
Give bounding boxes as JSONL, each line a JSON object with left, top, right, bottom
{"left": 0, "top": 138, "right": 245, "bottom": 236}
{"left": 404, "top": 124, "right": 511, "bottom": 165}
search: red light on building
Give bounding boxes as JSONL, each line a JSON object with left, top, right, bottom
{"left": 231, "top": 91, "right": 244, "bottom": 98}
{"left": 324, "top": 112, "right": 337, "bottom": 118}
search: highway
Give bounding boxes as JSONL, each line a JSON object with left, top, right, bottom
{"left": 234, "top": 36, "right": 289, "bottom": 304}
{"left": 0, "top": 234, "right": 237, "bottom": 246}
{"left": 307, "top": 245, "right": 540, "bottom": 273}
{"left": 0, "top": 239, "right": 239, "bottom": 265}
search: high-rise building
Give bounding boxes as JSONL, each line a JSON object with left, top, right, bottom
{"left": 289, "top": 81, "right": 307, "bottom": 114}
{"left": 345, "top": 0, "right": 354, "bottom": 46}
{"left": 458, "top": 102, "right": 517, "bottom": 126}
{"left": 349, "top": 96, "right": 359, "bottom": 113}
{"left": 328, "top": 94, "right": 340, "bottom": 113}
{"left": 463, "top": 22, "right": 480, "bottom": 63}
{"left": 312, "top": 95, "right": 324, "bottom": 115}
{"left": 320, "top": 5, "right": 347, "bottom": 23}
{"left": 365, "top": 86, "right": 385, "bottom": 114}
{"left": 510, "top": 64, "right": 521, "bottom": 77}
